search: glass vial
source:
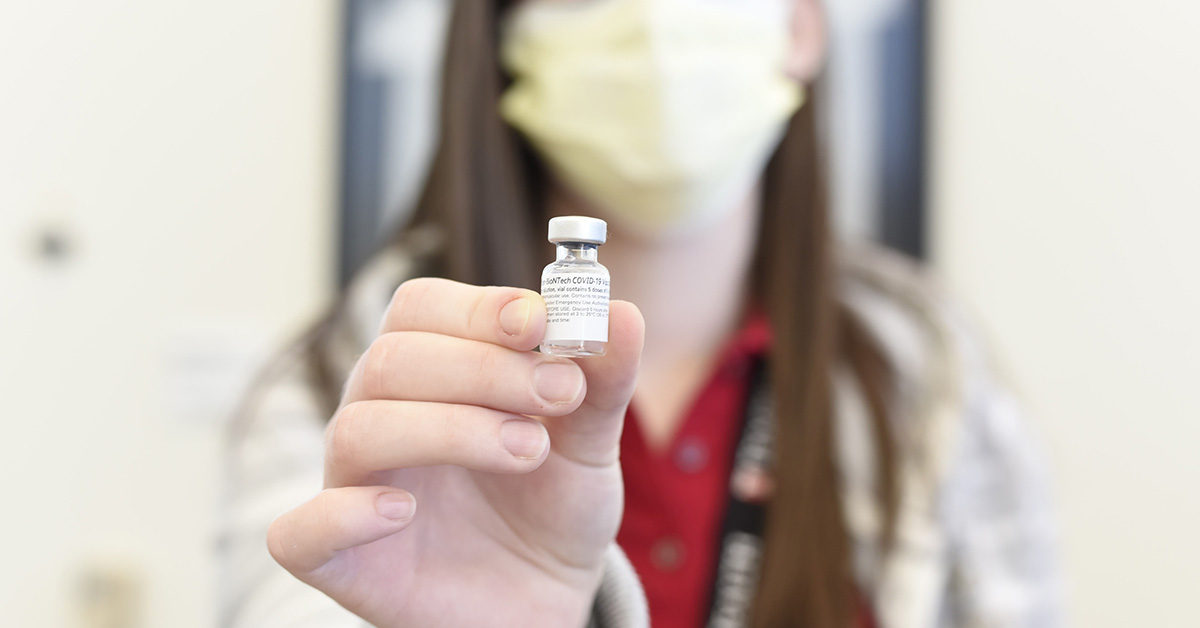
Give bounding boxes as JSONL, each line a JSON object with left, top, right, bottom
{"left": 540, "top": 216, "right": 610, "bottom": 357}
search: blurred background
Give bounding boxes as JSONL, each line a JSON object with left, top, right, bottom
{"left": 1, "top": 0, "right": 1197, "bottom": 626}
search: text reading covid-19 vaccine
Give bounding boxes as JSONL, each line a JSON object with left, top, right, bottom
{"left": 540, "top": 216, "right": 610, "bottom": 357}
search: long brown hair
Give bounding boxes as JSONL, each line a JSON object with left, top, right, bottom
{"left": 315, "top": 2, "right": 899, "bottom": 626}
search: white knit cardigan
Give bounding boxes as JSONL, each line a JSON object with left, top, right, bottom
{"left": 217, "top": 243, "right": 1063, "bottom": 628}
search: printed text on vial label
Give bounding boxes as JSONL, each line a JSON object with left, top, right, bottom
{"left": 542, "top": 275, "right": 610, "bottom": 342}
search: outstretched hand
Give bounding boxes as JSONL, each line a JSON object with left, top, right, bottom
{"left": 267, "top": 278, "right": 644, "bottom": 627}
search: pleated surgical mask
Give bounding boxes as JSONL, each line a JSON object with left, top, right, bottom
{"left": 499, "top": 0, "right": 803, "bottom": 237}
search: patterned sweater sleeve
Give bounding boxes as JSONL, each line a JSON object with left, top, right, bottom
{"left": 938, "top": 364, "right": 1065, "bottom": 627}
{"left": 217, "top": 354, "right": 372, "bottom": 628}
{"left": 838, "top": 244, "right": 1065, "bottom": 628}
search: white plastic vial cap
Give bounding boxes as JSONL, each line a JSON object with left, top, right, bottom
{"left": 548, "top": 216, "right": 607, "bottom": 245}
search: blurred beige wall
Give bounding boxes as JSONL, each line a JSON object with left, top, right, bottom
{"left": 931, "top": 1, "right": 1200, "bottom": 625}
{"left": 0, "top": 2, "right": 338, "bottom": 626}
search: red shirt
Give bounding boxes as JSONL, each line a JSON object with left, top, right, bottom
{"left": 616, "top": 314, "right": 876, "bottom": 628}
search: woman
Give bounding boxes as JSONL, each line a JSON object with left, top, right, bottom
{"left": 220, "top": 1, "right": 1061, "bottom": 627}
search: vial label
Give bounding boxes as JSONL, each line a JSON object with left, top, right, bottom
{"left": 541, "top": 272, "right": 610, "bottom": 343}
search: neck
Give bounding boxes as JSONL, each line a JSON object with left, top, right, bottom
{"left": 546, "top": 185, "right": 761, "bottom": 447}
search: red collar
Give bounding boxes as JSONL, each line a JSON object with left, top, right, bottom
{"left": 616, "top": 308, "right": 771, "bottom": 628}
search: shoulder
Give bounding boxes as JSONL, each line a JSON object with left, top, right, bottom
{"left": 835, "top": 240, "right": 1050, "bottom": 453}
{"left": 835, "top": 241, "right": 1032, "bottom": 484}
{"left": 832, "top": 242, "right": 990, "bottom": 532}
{"left": 836, "top": 242, "right": 1012, "bottom": 463}
{"left": 835, "top": 243, "right": 1062, "bottom": 627}
{"left": 837, "top": 242, "right": 991, "bottom": 398}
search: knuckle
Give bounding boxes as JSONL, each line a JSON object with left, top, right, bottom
{"left": 390, "top": 277, "right": 433, "bottom": 308}
{"left": 359, "top": 334, "right": 401, "bottom": 398}
{"left": 387, "top": 277, "right": 441, "bottom": 323}
{"left": 327, "top": 401, "right": 374, "bottom": 469}
{"left": 471, "top": 344, "right": 506, "bottom": 399}
{"left": 465, "top": 290, "right": 489, "bottom": 334}
{"left": 266, "top": 513, "right": 298, "bottom": 570}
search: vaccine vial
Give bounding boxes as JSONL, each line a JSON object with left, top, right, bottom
{"left": 541, "top": 216, "right": 610, "bottom": 357}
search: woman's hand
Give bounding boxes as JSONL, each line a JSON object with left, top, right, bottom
{"left": 266, "top": 278, "right": 644, "bottom": 627}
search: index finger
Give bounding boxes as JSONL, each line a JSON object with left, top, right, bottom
{"left": 381, "top": 277, "right": 546, "bottom": 351}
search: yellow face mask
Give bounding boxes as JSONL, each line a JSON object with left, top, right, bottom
{"left": 499, "top": 0, "right": 803, "bottom": 237}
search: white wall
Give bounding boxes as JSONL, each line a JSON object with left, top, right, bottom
{"left": 930, "top": 1, "right": 1200, "bottom": 625}
{"left": 0, "top": 2, "right": 338, "bottom": 626}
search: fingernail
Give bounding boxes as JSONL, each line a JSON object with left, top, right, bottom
{"left": 501, "top": 419, "right": 549, "bottom": 459}
{"left": 376, "top": 492, "right": 416, "bottom": 521}
{"left": 533, "top": 362, "right": 583, "bottom": 404}
{"left": 499, "top": 298, "right": 532, "bottom": 336}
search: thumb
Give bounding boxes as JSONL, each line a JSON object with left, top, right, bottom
{"left": 541, "top": 300, "right": 644, "bottom": 467}
{"left": 267, "top": 486, "right": 415, "bottom": 581}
